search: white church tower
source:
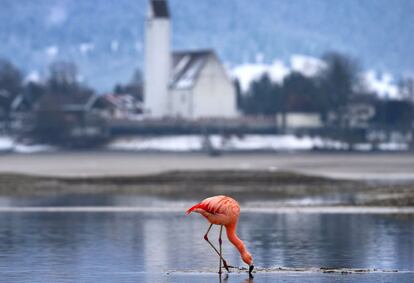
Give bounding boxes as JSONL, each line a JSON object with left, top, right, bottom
{"left": 144, "top": 0, "right": 171, "bottom": 117}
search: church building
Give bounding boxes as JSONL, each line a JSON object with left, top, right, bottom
{"left": 144, "top": 0, "right": 237, "bottom": 119}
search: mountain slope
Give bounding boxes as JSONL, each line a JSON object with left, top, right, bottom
{"left": 0, "top": 0, "right": 413, "bottom": 91}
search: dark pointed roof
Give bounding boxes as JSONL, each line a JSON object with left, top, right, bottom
{"left": 151, "top": 0, "right": 170, "bottom": 18}
{"left": 170, "top": 50, "right": 215, "bottom": 90}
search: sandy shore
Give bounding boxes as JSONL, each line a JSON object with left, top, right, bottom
{"left": 0, "top": 152, "right": 414, "bottom": 180}
{"left": 0, "top": 152, "right": 413, "bottom": 206}
{"left": 0, "top": 170, "right": 413, "bottom": 206}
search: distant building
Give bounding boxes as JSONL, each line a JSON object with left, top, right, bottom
{"left": 144, "top": 0, "right": 171, "bottom": 117}
{"left": 144, "top": 0, "right": 237, "bottom": 119}
{"left": 100, "top": 93, "right": 143, "bottom": 119}
{"left": 276, "top": 112, "right": 323, "bottom": 129}
{"left": 170, "top": 50, "right": 237, "bottom": 118}
{"left": 10, "top": 92, "right": 121, "bottom": 140}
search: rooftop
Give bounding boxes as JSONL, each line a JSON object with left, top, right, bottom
{"left": 151, "top": 0, "right": 170, "bottom": 18}
{"left": 170, "top": 50, "right": 215, "bottom": 90}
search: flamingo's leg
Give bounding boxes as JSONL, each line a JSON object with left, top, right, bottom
{"left": 218, "top": 225, "right": 223, "bottom": 274}
{"left": 203, "top": 224, "right": 232, "bottom": 272}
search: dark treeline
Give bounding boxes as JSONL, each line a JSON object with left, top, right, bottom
{"left": 0, "top": 59, "right": 142, "bottom": 145}
{"left": 236, "top": 52, "right": 414, "bottom": 133}
{"left": 0, "top": 61, "right": 98, "bottom": 142}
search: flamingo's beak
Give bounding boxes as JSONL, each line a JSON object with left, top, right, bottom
{"left": 249, "top": 265, "right": 254, "bottom": 277}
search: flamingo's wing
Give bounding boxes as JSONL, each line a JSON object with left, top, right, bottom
{"left": 186, "top": 202, "right": 209, "bottom": 215}
{"left": 186, "top": 196, "right": 240, "bottom": 226}
{"left": 186, "top": 195, "right": 226, "bottom": 215}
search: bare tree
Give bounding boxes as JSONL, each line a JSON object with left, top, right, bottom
{"left": 114, "top": 68, "right": 143, "bottom": 101}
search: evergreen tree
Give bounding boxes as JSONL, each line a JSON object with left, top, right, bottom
{"left": 113, "top": 69, "right": 143, "bottom": 101}
{"left": 244, "top": 74, "right": 282, "bottom": 116}
{"left": 283, "top": 72, "right": 320, "bottom": 112}
{"left": 0, "top": 59, "right": 23, "bottom": 130}
{"left": 318, "top": 52, "right": 359, "bottom": 128}
{"left": 47, "top": 61, "right": 94, "bottom": 104}
{"left": 233, "top": 79, "right": 243, "bottom": 110}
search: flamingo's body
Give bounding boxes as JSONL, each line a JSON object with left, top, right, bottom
{"left": 186, "top": 195, "right": 254, "bottom": 276}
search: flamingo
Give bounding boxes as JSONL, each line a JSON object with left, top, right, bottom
{"left": 186, "top": 195, "right": 254, "bottom": 277}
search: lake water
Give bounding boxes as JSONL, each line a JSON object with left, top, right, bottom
{"left": 0, "top": 196, "right": 413, "bottom": 282}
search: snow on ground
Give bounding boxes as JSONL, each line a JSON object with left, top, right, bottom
{"left": 108, "top": 136, "right": 203, "bottom": 152}
{"left": 0, "top": 136, "right": 56, "bottom": 153}
{"left": 108, "top": 135, "right": 313, "bottom": 152}
{"left": 222, "top": 135, "right": 321, "bottom": 151}
{"left": 107, "top": 135, "right": 408, "bottom": 152}
{"left": 0, "top": 136, "right": 13, "bottom": 152}
{"left": 13, "top": 144, "right": 56, "bottom": 154}
{"left": 1, "top": 135, "right": 410, "bottom": 153}
{"left": 378, "top": 142, "right": 408, "bottom": 151}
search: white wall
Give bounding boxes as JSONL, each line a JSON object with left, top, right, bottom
{"left": 191, "top": 55, "right": 238, "bottom": 118}
{"left": 144, "top": 17, "right": 171, "bottom": 117}
{"left": 276, "top": 113, "right": 323, "bottom": 128}
{"left": 170, "top": 89, "right": 192, "bottom": 117}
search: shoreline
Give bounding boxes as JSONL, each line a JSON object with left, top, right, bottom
{"left": 0, "top": 205, "right": 414, "bottom": 214}
{"left": 0, "top": 170, "right": 413, "bottom": 207}
{"left": 1, "top": 151, "right": 414, "bottom": 181}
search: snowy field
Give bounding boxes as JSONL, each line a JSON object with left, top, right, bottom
{"left": 0, "top": 135, "right": 409, "bottom": 154}
{"left": 0, "top": 136, "right": 56, "bottom": 154}
{"left": 107, "top": 135, "right": 408, "bottom": 152}
{"left": 108, "top": 135, "right": 323, "bottom": 152}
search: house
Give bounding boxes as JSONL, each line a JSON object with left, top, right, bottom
{"left": 101, "top": 93, "right": 143, "bottom": 119}
{"left": 11, "top": 91, "right": 123, "bottom": 140}
{"left": 170, "top": 50, "right": 237, "bottom": 118}
{"left": 276, "top": 112, "right": 323, "bottom": 129}
{"left": 144, "top": 0, "right": 237, "bottom": 119}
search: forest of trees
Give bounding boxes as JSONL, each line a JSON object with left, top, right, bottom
{"left": 235, "top": 52, "right": 414, "bottom": 133}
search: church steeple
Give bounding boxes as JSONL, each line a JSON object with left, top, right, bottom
{"left": 150, "top": 0, "right": 170, "bottom": 18}
{"left": 144, "top": 0, "right": 171, "bottom": 117}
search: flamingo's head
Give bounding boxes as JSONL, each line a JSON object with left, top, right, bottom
{"left": 242, "top": 251, "right": 253, "bottom": 266}
{"left": 242, "top": 251, "right": 254, "bottom": 277}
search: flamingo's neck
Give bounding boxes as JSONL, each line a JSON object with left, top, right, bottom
{"left": 225, "top": 223, "right": 247, "bottom": 256}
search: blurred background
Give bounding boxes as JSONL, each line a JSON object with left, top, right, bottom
{"left": 0, "top": 0, "right": 413, "bottom": 152}
{"left": 0, "top": 1, "right": 413, "bottom": 283}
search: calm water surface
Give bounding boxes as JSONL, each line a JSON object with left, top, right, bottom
{"left": 0, "top": 196, "right": 413, "bottom": 282}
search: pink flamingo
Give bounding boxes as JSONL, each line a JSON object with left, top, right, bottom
{"left": 186, "top": 195, "right": 254, "bottom": 277}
